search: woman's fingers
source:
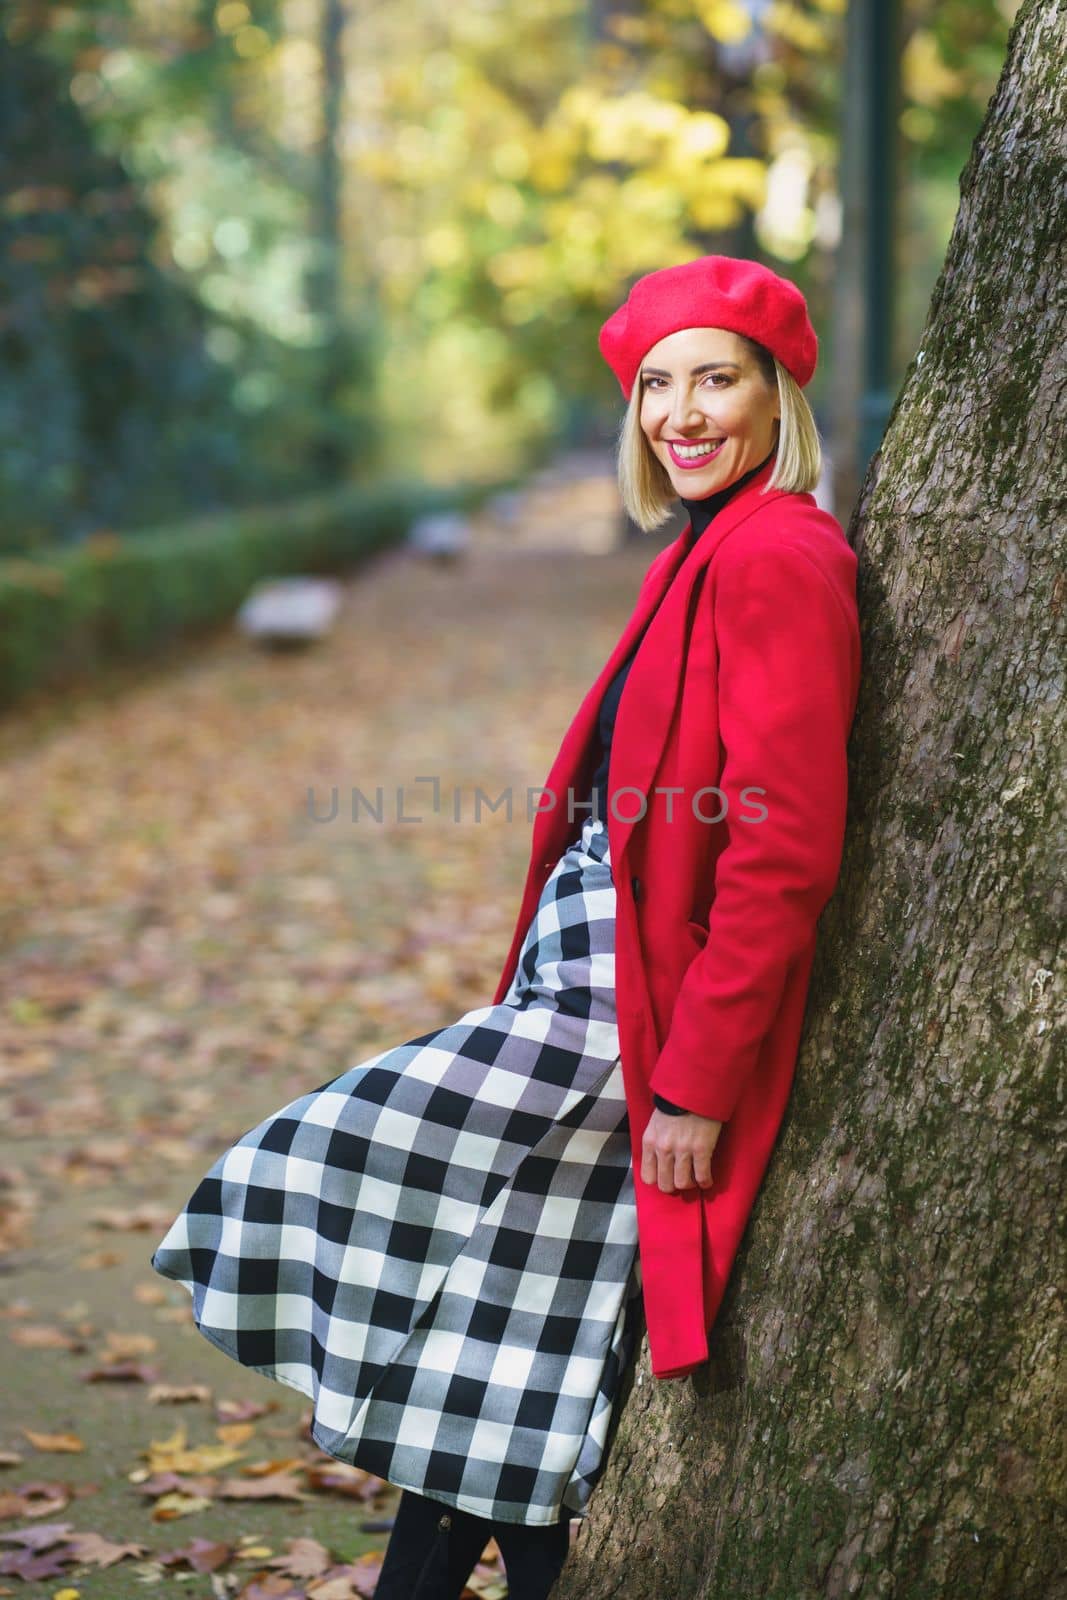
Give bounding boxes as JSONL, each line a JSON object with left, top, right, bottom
{"left": 640, "top": 1112, "right": 718, "bottom": 1192}
{"left": 665, "top": 1149, "right": 715, "bottom": 1193}
{"left": 659, "top": 1148, "right": 691, "bottom": 1194}
{"left": 691, "top": 1152, "right": 715, "bottom": 1189}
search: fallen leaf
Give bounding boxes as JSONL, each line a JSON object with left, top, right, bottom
{"left": 143, "top": 1422, "right": 245, "bottom": 1474}
{"left": 216, "top": 1471, "right": 307, "bottom": 1503}
{"left": 306, "top": 1552, "right": 385, "bottom": 1600}
{"left": 0, "top": 1521, "right": 75, "bottom": 1549}
{"left": 216, "top": 1422, "right": 256, "bottom": 1445}
{"left": 8, "top": 1324, "right": 86, "bottom": 1351}
{"left": 0, "top": 1547, "right": 75, "bottom": 1582}
{"left": 234, "top": 1576, "right": 303, "bottom": 1600}
{"left": 157, "top": 1534, "right": 234, "bottom": 1572}
{"left": 306, "top": 1575, "right": 368, "bottom": 1600}
{"left": 102, "top": 1331, "right": 158, "bottom": 1358}
{"left": 302, "top": 1462, "right": 385, "bottom": 1501}
{"left": 20, "top": 1431, "right": 84, "bottom": 1454}
{"left": 263, "top": 1535, "right": 332, "bottom": 1578}
{"left": 150, "top": 1492, "right": 215, "bottom": 1521}
{"left": 133, "top": 1283, "right": 167, "bottom": 1304}
{"left": 215, "top": 1398, "right": 276, "bottom": 1423}
{"left": 88, "top": 1205, "right": 173, "bottom": 1231}
{"left": 64, "top": 1529, "right": 150, "bottom": 1567}
{"left": 239, "top": 1457, "right": 304, "bottom": 1478}
{"left": 147, "top": 1383, "right": 212, "bottom": 1405}
{"left": 131, "top": 1471, "right": 219, "bottom": 1499}
{"left": 81, "top": 1361, "right": 162, "bottom": 1382}
{"left": 76, "top": 1248, "right": 123, "bottom": 1268}
{"left": 0, "top": 1483, "right": 71, "bottom": 1519}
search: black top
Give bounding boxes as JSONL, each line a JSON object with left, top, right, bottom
{"left": 588, "top": 448, "right": 775, "bottom": 1118}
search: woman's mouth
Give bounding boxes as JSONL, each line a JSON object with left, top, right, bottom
{"left": 665, "top": 438, "right": 727, "bottom": 469}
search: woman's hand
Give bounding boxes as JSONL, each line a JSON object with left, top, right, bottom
{"left": 640, "top": 1107, "right": 722, "bottom": 1193}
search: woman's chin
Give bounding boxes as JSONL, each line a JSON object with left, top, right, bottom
{"left": 670, "top": 463, "right": 727, "bottom": 494}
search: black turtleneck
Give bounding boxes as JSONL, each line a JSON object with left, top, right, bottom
{"left": 588, "top": 445, "right": 775, "bottom": 1118}
{"left": 677, "top": 445, "right": 775, "bottom": 544}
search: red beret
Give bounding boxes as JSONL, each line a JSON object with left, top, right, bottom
{"left": 598, "top": 254, "right": 818, "bottom": 399}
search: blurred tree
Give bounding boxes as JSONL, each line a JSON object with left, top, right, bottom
{"left": 306, "top": 0, "right": 356, "bottom": 482}
{"left": 0, "top": 0, "right": 1020, "bottom": 543}
{"left": 0, "top": 14, "right": 235, "bottom": 547}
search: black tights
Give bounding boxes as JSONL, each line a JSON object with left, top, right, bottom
{"left": 373, "top": 1486, "right": 573, "bottom": 1600}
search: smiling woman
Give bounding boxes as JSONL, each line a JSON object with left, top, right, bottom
{"left": 638, "top": 330, "right": 780, "bottom": 490}
{"left": 601, "top": 255, "right": 824, "bottom": 531}
{"left": 149, "top": 254, "right": 860, "bottom": 1600}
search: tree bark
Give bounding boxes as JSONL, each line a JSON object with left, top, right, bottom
{"left": 559, "top": 2, "right": 1065, "bottom": 1595}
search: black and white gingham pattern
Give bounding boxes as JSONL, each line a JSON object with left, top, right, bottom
{"left": 150, "top": 815, "right": 642, "bottom": 1526}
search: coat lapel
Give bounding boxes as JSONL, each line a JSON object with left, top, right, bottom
{"left": 529, "top": 541, "right": 687, "bottom": 862}
{"left": 606, "top": 460, "right": 788, "bottom": 876}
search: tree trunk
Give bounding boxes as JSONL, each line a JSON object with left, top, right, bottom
{"left": 307, "top": 0, "right": 347, "bottom": 481}
{"left": 559, "top": 3, "right": 1065, "bottom": 1595}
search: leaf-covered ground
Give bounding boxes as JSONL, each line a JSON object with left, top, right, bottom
{"left": 0, "top": 492, "right": 653, "bottom": 1599}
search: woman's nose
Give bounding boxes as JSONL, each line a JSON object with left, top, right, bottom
{"left": 668, "top": 392, "right": 704, "bottom": 431}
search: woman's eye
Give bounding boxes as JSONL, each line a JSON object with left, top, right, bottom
{"left": 640, "top": 374, "right": 729, "bottom": 390}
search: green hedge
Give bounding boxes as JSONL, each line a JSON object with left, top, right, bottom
{"left": 0, "top": 475, "right": 505, "bottom": 711}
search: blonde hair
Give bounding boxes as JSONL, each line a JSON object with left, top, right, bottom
{"left": 614, "top": 337, "right": 823, "bottom": 533}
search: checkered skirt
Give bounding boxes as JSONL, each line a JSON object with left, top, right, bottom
{"left": 149, "top": 815, "right": 643, "bottom": 1526}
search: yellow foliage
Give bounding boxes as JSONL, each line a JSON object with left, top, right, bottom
{"left": 491, "top": 141, "right": 530, "bottom": 181}
{"left": 675, "top": 112, "right": 732, "bottom": 161}
{"left": 215, "top": 1, "right": 249, "bottom": 33}
{"left": 232, "top": 24, "right": 271, "bottom": 59}
{"left": 715, "top": 157, "right": 768, "bottom": 208}
{"left": 903, "top": 29, "right": 967, "bottom": 106}
{"left": 765, "top": 2, "right": 832, "bottom": 54}
{"left": 486, "top": 247, "right": 545, "bottom": 291}
{"left": 485, "top": 184, "right": 526, "bottom": 228}
{"left": 422, "top": 225, "right": 467, "bottom": 269}
{"left": 527, "top": 128, "right": 578, "bottom": 193}
{"left": 587, "top": 92, "right": 685, "bottom": 164}
{"left": 688, "top": 192, "right": 744, "bottom": 230}
{"left": 692, "top": 0, "right": 753, "bottom": 46}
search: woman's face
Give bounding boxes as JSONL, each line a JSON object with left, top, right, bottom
{"left": 638, "top": 326, "right": 780, "bottom": 498}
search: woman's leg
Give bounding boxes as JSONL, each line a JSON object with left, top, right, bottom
{"left": 374, "top": 1488, "right": 573, "bottom": 1600}
{"left": 491, "top": 1514, "right": 573, "bottom": 1600}
{"left": 373, "top": 1489, "right": 492, "bottom": 1600}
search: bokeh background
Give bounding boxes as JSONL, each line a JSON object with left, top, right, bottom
{"left": 0, "top": 8, "right": 1039, "bottom": 1593}
{"left": 3, "top": 0, "right": 1019, "bottom": 553}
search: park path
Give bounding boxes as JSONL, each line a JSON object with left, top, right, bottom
{"left": 0, "top": 465, "right": 655, "bottom": 1599}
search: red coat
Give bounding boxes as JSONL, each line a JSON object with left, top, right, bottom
{"left": 491, "top": 456, "right": 861, "bottom": 1379}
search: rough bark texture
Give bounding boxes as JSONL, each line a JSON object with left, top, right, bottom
{"left": 559, "top": 3, "right": 1065, "bottom": 1595}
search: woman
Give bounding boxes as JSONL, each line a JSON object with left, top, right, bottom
{"left": 150, "top": 256, "right": 860, "bottom": 1599}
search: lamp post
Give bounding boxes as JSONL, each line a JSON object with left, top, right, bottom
{"left": 832, "top": 0, "right": 901, "bottom": 518}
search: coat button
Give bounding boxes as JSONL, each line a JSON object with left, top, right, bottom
{"left": 631, "top": 874, "right": 642, "bottom": 902}
{"left": 437, "top": 1513, "right": 452, "bottom": 1531}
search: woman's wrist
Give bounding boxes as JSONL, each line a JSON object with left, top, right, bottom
{"left": 652, "top": 1092, "right": 692, "bottom": 1116}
